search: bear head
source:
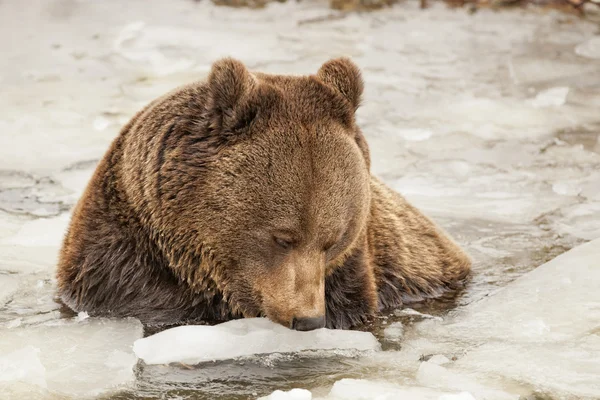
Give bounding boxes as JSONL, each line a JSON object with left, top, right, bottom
{"left": 151, "top": 58, "right": 372, "bottom": 330}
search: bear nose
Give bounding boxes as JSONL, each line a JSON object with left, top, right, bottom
{"left": 292, "top": 315, "right": 326, "bottom": 331}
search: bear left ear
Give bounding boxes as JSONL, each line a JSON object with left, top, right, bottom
{"left": 317, "top": 57, "right": 364, "bottom": 112}
{"left": 207, "top": 57, "right": 257, "bottom": 132}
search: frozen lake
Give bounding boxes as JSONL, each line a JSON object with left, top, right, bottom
{"left": 0, "top": 0, "right": 599, "bottom": 399}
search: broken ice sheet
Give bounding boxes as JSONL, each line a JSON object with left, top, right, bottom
{"left": 405, "top": 237, "right": 600, "bottom": 398}
{"left": 261, "top": 388, "right": 313, "bottom": 400}
{"left": 575, "top": 36, "right": 600, "bottom": 60}
{"left": 530, "top": 87, "right": 569, "bottom": 108}
{"left": 394, "top": 308, "right": 443, "bottom": 321}
{"left": 0, "top": 274, "right": 18, "bottom": 306}
{"left": 260, "top": 379, "right": 479, "bottom": 400}
{"left": 0, "top": 318, "right": 143, "bottom": 398}
{"left": 325, "top": 379, "right": 478, "bottom": 400}
{"left": 134, "top": 318, "right": 380, "bottom": 365}
{"left": 383, "top": 321, "right": 404, "bottom": 341}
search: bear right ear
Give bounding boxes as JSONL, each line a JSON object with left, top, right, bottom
{"left": 317, "top": 57, "right": 364, "bottom": 112}
{"left": 206, "top": 57, "right": 257, "bottom": 132}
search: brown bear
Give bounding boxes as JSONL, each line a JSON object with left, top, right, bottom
{"left": 56, "top": 58, "right": 471, "bottom": 331}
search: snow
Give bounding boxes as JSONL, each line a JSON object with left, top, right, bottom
{"left": 134, "top": 318, "right": 380, "bottom": 365}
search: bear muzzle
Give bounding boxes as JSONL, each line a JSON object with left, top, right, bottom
{"left": 257, "top": 252, "right": 327, "bottom": 330}
{"left": 292, "top": 315, "right": 326, "bottom": 331}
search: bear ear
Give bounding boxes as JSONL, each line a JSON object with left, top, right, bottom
{"left": 207, "top": 57, "right": 257, "bottom": 131}
{"left": 317, "top": 57, "right": 364, "bottom": 112}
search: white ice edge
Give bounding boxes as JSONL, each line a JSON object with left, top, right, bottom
{"left": 134, "top": 317, "right": 380, "bottom": 365}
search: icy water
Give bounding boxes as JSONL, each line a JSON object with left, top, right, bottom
{"left": 1, "top": 0, "right": 599, "bottom": 399}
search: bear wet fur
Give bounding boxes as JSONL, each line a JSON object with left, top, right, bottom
{"left": 56, "top": 58, "right": 471, "bottom": 329}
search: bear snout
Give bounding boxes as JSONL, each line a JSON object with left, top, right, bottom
{"left": 292, "top": 315, "right": 326, "bottom": 331}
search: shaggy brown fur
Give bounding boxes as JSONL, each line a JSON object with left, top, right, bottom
{"left": 56, "top": 58, "right": 471, "bottom": 329}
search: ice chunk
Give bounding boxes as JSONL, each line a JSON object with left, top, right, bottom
{"left": 0, "top": 274, "right": 18, "bottom": 306}
{"left": 575, "top": 37, "right": 600, "bottom": 59}
{"left": 0, "top": 318, "right": 143, "bottom": 397}
{"left": 553, "top": 202, "right": 600, "bottom": 241}
{"left": 431, "top": 237, "right": 600, "bottom": 342}
{"left": 531, "top": 87, "right": 569, "bottom": 108}
{"left": 383, "top": 321, "right": 404, "bottom": 341}
{"left": 417, "top": 362, "right": 517, "bottom": 400}
{"left": 398, "top": 128, "right": 433, "bottom": 142}
{"left": 134, "top": 318, "right": 380, "bottom": 365}
{"left": 113, "top": 22, "right": 195, "bottom": 77}
{"left": 76, "top": 311, "right": 90, "bottom": 321}
{"left": 408, "top": 238, "right": 600, "bottom": 398}
{"left": 0, "top": 346, "right": 47, "bottom": 388}
{"left": 112, "top": 20, "right": 297, "bottom": 78}
{"left": 428, "top": 355, "right": 450, "bottom": 365}
{"left": 394, "top": 308, "right": 443, "bottom": 321}
{"left": 455, "top": 340, "right": 600, "bottom": 398}
{"left": 439, "top": 393, "right": 476, "bottom": 400}
{"left": 0, "top": 213, "right": 70, "bottom": 248}
{"left": 551, "top": 181, "right": 581, "bottom": 196}
{"left": 321, "top": 378, "right": 475, "bottom": 400}
{"left": 260, "top": 388, "right": 313, "bottom": 400}
{"left": 5, "top": 318, "right": 22, "bottom": 329}
{"left": 92, "top": 115, "right": 111, "bottom": 131}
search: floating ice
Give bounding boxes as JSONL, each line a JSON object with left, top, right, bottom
{"left": 260, "top": 388, "right": 313, "bottom": 400}
{"left": 531, "top": 87, "right": 569, "bottom": 108}
{"left": 439, "top": 393, "right": 476, "bottom": 400}
{"left": 552, "top": 181, "right": 581, "bottom": 196}
{"left": 394, "top": 308, "right": 443, "bottom": 321}
{"left": 1, "top": 0, "right": 600, "bottom": 399}
{"left": 427, "top": 355, "right": 450, "bottom": 365}
{"left": 0, "top": 213, "right": 70, "bottom": 248}
{"left": 398, "top": 128, "right": 433, "bottom": 142}
{"left": 0, "top": 318, "right": 143, "bottom": 398}
{"left": 553, "top": 202, "right": 600, "bottom": 241}
{"left": 0, "top": 346, "right": 47, "bottom": 389}
{"left": 134, "top": 318, "right": 380, "bottom": 365}
{"left": 92, "top": 115, "right": 111, "bottom": 131}
{"left": 322, "top": 378, "right": 476, "bottom": 400}
{"left": 575, "top": 37, "right": 600, "bottom": 59}
{"left": 76, "top": 311, "right": 90, "bottom": 321}
{"left": 5, "top": 318, "right": 22, "bottom": 329}
{"left": 113, "top": 22, "right": 196, "bottom": 77}
{"left": 407, "top": 238, "right": 600, "bottom": 398}
{"left": 417, "top": 362, "right": 517, "bottom": 400}
{"left": 383, "top": 321, "right": 404, "bottom": 341}
{"left": 0, "top": 274, "right": 17, "bottom": 306}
